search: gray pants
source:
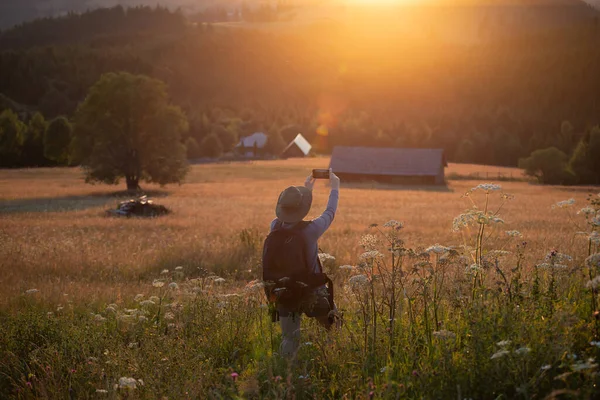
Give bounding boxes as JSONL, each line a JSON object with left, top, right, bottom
{"left": 278, "top": 291, "right": 335, "bottom": 357}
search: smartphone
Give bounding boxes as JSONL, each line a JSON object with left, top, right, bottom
{"left": 312, "top": 169, "right": 330, "bottom": 179}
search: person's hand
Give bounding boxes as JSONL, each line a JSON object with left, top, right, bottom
{"left": 329, "top": 169, "right": 340, "bottom": 190}
{"left": 304, "top": 175, "right": 316, "bottom": 191}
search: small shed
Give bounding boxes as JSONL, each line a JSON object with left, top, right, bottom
{"left": 329, "top": 146, "right": 447, "bottom": 185}
{"left": 281, "top": 134, "right": 312, "bottom": 159}
{"left": 236, "top": 132, "right": 268, "bottom": 157}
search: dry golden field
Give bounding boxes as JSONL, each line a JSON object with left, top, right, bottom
{"left": 0, "top": 158, "right": 592, "bottom": 307}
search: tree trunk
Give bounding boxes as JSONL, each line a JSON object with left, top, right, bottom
{"left": 126, "top": 176, "right": 140, "bottom": 192}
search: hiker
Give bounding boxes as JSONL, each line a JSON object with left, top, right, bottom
{"left": 262, "top": 169, "right": 340, "bottom": 357}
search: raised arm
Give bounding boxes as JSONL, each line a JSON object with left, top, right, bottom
{"left": 305, "top": 171, "right": 340, "bottom": 239}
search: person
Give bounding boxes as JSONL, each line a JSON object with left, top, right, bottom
{"left": 264, "top": 169, "right": 340, "bottom": 358}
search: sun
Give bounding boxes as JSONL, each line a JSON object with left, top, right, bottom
{"left": 344, "top": 0, "right": 420, "bottom": 4}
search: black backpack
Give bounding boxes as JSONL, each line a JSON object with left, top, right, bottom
{"left": 262, "top": 221, "right": 331, "bottom": 312}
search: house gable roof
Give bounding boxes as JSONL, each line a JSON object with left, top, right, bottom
{"left": 329, "top": 147, "right": 446, "bottom": 176}
{"left": 282, "top": 133, "right": 312, "bottom": 156}
{"left": 237, "top": 132, "right": 268, "bottom": 148}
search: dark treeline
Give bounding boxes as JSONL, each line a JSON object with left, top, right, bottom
{"left": 1, "top": 4, "right": 600, "bottom": 182}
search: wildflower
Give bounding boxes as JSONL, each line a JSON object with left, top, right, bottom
{"left": 541, "top": 365, "right": 551, "bottom": 371}
{"left": 491, "top": 350, "right": 510, "bottom": 360}
{"left": 164, "top": 312, "right": 175, "bottom": 321}
{"left": 304, "top": 342, "right": 313, "bottom": 346}
{"left": 578, "top": 207, "right": 597, "bottom": 216}
{"left": 47, "top": 312, "right": 53, "bottom": 317}
{"left": 25, "top": 289, "right": 39, "bottom": 295}
{"left": 118, "top": 314, "right": 137, "bottom": 324}
{"left": 128, "top": 342, "right": 138, "bottom": 349}
{"left": 96, "top": 389, "right": 108, "bottom": 394}
{"left": 214, "top": 278, "right": 226, "bottom": 284}
{"left": 506, "top": 230, "right": 523, "bottom": 237}
{"left": 586, "top": 276, "right": 600, "bottom": 290}
{"left": 160, "top": 269, "right": 169, "bottom": 275}
{"left": 383, "top": 220, "right": 403, "bottom": 229}
{"left": 465, "top": 264, "right": 482, "bottom": 274}
{"left": 56, "top": 306, "right": 64, "bottom": 312}
{"left": 106, "top": 305, "right": 117, "bottom": 314}
{"left": 590, "top": 341, "right": 600, "bottom": 348}
{"left": 339, "top": 265, "right": 355, "bottom": 270}
{"left": 588, "top": 254, "right": 600, "bottom": 269}
{"left": 425, "top": 244, "right": 450, "bottom": 255}
{"left": 432, "top": 330, "right": 456, "bottom": 340}
{"left": 138, "top": 316, "right": 148, "bottom": 323}
{"left": 118, "top": 377, "right": 138, "bottom": 390}
{"left": 552, "top": 198, "right": 575, "bottom": 209}
{"left": 496, "top": 340, "right": 511, "bottom": 347}
{"left": 471, "top": 183, "right": 502, "bottom": 193}
{"left": 359, "top": 250, "right": 384, "bottom": 261}
{"left": 348, "top": 274, "right": 369, "bottom": 288}
{"left": 244, "top": 280, "right": 264, "bottom": 292}
{"left": 359, "top": 234, "right": 379, "bottom": 250}
{"left": 134, "top": 294, "right": 144, "bottom": 302}
{"left": 545, "top": 251, "right": 573, "bottom": 263}
{"left": 139, "top": 300, "right": 155, "bottom": 307}
{"left": 168, "top": 282, "right": 179, "bottom": 290}
{"left": 380, "top": 366, "right": 387, "bottom": 373}
{"left": 94, "top": 314, "right": 106, "bottom": 323}
{"left": 537, "top": 263, "right": 568, "bottom": 269}
{"left": 152, "top": 280, "right": 165, "bottom": 288}
{"left": 231, "top": 372, "right": 239, "bottom": 381}
{"left": 571, "top": 358, "right": 598, "bottom": 371}
{"left": 486, "top": 250, "right": 511, "bottom": 258}
{"left": 175, "top": 266, "right": 184, "bottom": 271}
{"left": 149, "top": 296, "right": 160, "bottom": 303}
{"left": 514, "top": 347, "right": 531, "bottom": 355}
{"left": 592, "top": 216, "right": 600, "bottom": 227}
{"left": 318, "top": 253, "right": 336, "bottom": 264}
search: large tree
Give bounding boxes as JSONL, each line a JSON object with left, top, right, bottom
{"left": 43, "top": 116, "right": 72, "bottom": 164}
{"left": 72, "top": 72, "right": 189, "bottom": 191}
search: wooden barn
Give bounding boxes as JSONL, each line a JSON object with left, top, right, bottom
{"left": 329, "top": 147, "right": 447, "bottom": 185}
{"left": 281, "top": 134, "right": 312, "bottom": 159}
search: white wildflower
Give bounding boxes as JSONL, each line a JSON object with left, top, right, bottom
{"left": 118, "top": 314, "right": 137, "bottom": 324}
{"left": 541, "top": 365, "right": 551, "bottom": 371}
{"left": 383, "top": 220, "right": 403, "bottom": 228}
{"left": 465, "top": 263, "right": 482, "bottom": 274}
{"left": 25, "top": 289, "right": 39, "bottom": 295}
{"left": 497, "top": 340, "right": 512, "bottom": 347}
{"left": 572, "top": 358, "right": 598, "bottom": 371}
{"left": 586, "top": 276, "right": 600, "bottom": 290}
{"left": 160, "top": 269, "right": 169, "bottom": 275}
{"left": 244, "top": 280, "right": 264, "bottom": 292}
{"left": 339, "top": 265, "right": 356, "bottom": 270}
{"left": 214, "top": 278, "right": 226, "bottom": 284}
{"left": 505, "top": 230, "right": 523, "bottom": 238}
{"left": 152, "top": 280, "right": 165, "bottom": 288}
{"left": 591, "top": 341, "right": 600, "bottom": 348}
{"left": 128, "top": 342, "right": 138, "bottom": 349}
{"left": 380, "top": 366, "right": 387, "bottom": 373}
{"left": 106, "top": 305, "right": 117, "bottom": 314}
{"left": 94, "top": 314, "right": 106, "bottom": 323}
{"left": 486, "top": 250, "right": 511, "bottom": 258}
{"left": 318, "top": 253, "right": 336, "bottom": 264}
{"left": 348, "top": 274, "right": 369, "bottom": 288}
{"left": 175, "top": 266, "right": 184, "bottom": 271}
{"left": 514, "top": 347, "right": 531, "bottom": 355}
{"left": 432, "top": 330, "right": 456, "bottom": 340}
{"left": 118, "top": 377, "right": 138, "bottom": 390}
{"left": 149, "top": 296, "right": 160, "bottom": 303}
{"left": 425, "top": 244, "right": 450, "bottom": 255}
{"left": 472, "top": 183, "right": 502, "bottom": 192}
{"left": 553, "top": 198, "right": 575, "bottom": 209}
{"left": 359, "top": 250, "right": 384, "bottom": 261}
{"left": 491, "top": 350, "right": 510, "bottom": 360}
{"left": 578, "top": 207, "right": 597, "bottom": 216}
{"left": 56, "top": 305, "right": 64, "bottom": 312}
{"left": 224, "top": 293, "right": 240, "bottom": 298}
{"left": 47, "top": 312, "right": 53, "bottom": 317}
{"left": 359, "top": 234, "right": 379, "bottom": 250}
{"left": 139, "top": 300, "right": 155, "bottom": 307}
{"left": 96, "top": 389, "right": 108, "bottom": 394}
{"left": 138, "top": 316, "right": 148, "bottom": 323}
{"left": 586, "top": 254, "right": 600, "bottom": 269}
{"left": 168, "top": 282, "right": 179, "bottom": 290}
{"left": 164, "top": 312, "right": 175, "bottom": 321}
{"left": 134, "top": 294, "right": 144, "bottom": 302}
{"left": 304, "top": 342, "right": 313, "bottom": 346}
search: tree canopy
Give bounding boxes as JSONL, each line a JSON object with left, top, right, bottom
{"left": 72, "top": 72, "right": 189, "bottom": 190}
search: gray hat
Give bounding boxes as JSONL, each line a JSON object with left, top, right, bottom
{"left": 276, "top": 186, "right": 312, "bottom": 223}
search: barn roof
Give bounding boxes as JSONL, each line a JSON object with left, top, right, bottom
{"left": 329, "top": 147, "right": 446, "bottom": 176}
{"left": 236, "top": 132, "right": 267, "bottom": 148}
{"left": 282, "top": 134, "right": 312, "bottom": 156}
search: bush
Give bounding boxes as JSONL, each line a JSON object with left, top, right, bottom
{"left": 200, "top": 133, "right": 223, "bottom": 158}
{"left": 519, "top": 147, "right": 570, "bottom": 184}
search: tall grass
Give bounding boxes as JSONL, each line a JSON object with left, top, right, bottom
{"left": 1, "top": 164, "right": 600, "bottom": 398}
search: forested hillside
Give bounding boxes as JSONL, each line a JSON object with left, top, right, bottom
{"left": 0, "top": 4, "right": 599, "bottom": 180}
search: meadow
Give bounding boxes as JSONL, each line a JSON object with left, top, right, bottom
{"left": 1, "top": 158, "right": 599, "bottom": 399}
